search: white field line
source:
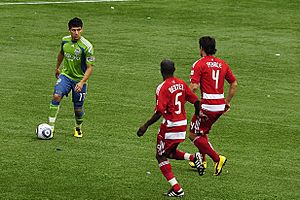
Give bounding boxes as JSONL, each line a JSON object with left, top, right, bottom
{"left": 0, "top": 0, "right": 133, "bottom": 6}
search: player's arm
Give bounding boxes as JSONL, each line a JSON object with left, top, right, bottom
{"left": 75, "top": 64, "right": 93, "bottom": 92}
{"left": 75, "top": 46, "right": 95, "bottom": 92}
{"left": 55, "top": 52, "right": 64, "bottom": 79}
{"left": 225, "top": 80, "right": 237, "bottom": 112}
{"left": 190, "top": 61, "right": 201, "bottom": 93}
{"left": 187, "top": 85, "right": 208, "bottom": 121}
{"left": 190, "top": 83, "right": 199, "bottom": 93}
{"left": 137, "top": 111, "right": 162, "bottom": 137}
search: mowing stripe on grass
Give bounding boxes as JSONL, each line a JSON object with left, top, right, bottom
{"left": 0, "top": 0, "right": 134, "bottom": 6}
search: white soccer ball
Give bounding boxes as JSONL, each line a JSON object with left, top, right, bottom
{"left": 36, "top": 123, "right": 53, "bottom": 140}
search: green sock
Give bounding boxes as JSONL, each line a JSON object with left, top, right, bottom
{"left": 75, "top": 112, "right": 84, "bottom": 129}
{"left": 49, "top": 103, "right": 59, "bottom": 127}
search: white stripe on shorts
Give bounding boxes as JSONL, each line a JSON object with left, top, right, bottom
{"left": 165, "top": 119, "right": 187, "bottom": 128}
{"left": 165, "top": 131, "right": 186, "bottom": 140}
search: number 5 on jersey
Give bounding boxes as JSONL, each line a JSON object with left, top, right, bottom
{"left": 175, "top": 92, "right": 182, "bottom": 114}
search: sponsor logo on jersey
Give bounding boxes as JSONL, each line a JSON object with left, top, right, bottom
{"left": 64, "top": 52, "right": 80, "bottom": 61}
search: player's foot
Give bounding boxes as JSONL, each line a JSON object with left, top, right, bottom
{"left": 189, "top": 160, "right": 207, "bottom": 169}
{"left": 50, "top": 125, "right": 55, "bottom": 134}
{"left": 193, "top": 152, "right": 205, "bottom": 176}
{"left": 74, "top": 127, "right": 83, "bottom": 138}
{"left": 163, "top": 188, "right": 184, "bottom": 198}
{"left": 214, "top": 155, "right": 227, "bottom": 176}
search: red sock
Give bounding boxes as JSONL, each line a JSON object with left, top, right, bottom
{"left": 189, "top": 154, "right": 194, "bottom": 161}
{"left": 159, "top": 161, "right": 181, "bottom": 192}
{"left": 171, "top": 150, "right": 194, "bottom": 161}
{"left": 194, "top": 135, "right": 219, "bottom": 162}
{"left": 159, "top": 161, "right": 174, "bottom": 181}
{"left": 173, "top": 150, "right": 185, "bottom": 160}
{"left": 202, "top": 154, "right": 206, "bottom": 162}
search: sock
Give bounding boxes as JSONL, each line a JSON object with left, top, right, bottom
{"left": 193, "top": 135, "right": 220, "bottom": 162}
{"left": 202, "top": 153, "right": 206, "bottom": 162}
{"left": 159, "top": 160, "right": 181, "bottom": 192}
{"left": 75, "top": 109, "right": 84, "bottom": 129}
{"left": 49, "top": 100, "right": 60, "bottom": 128}
{"left": 172, "top": 150, "right": 194, "bottom": 161}
{"left": 178, "top": 151, "right": 194, "bottom": 161}
{"left": 172, "top": 150, "right": 185, "bottom": 160}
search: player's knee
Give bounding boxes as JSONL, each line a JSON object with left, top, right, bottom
{"left": 156, "top": 153, "right": 167, "bottom": 163}
{"left": 74, "top": 108, "right": 84, "bottom": 117}
{"left": 189, "top": 132, "right": 196, "bottom": 141}
{"left": 52, "top": 94, "right": 62, "bottom": 102}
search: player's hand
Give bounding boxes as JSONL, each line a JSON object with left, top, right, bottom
{"left": 75, "top": 81, "right": 84, "bottom": 93}
{"left": 55, "top": 68, "right": 60, "bottom": 79}
{"left": 197, "top": 111, "right": 208, "bottom": 122}
{"left": 137, "top": 125, "right": 147, "bottom": 137}
{"left": 224, "top": 99, "right": 231, "bottom": 114}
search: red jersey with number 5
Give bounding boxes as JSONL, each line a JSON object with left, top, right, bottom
{"left": 155, "top": 77, "right": 198, "bottom": 140}
{"left": 190, "top": 55, "right": 236, "bottom": 112}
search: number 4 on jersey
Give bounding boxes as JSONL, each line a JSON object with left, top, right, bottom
{"left": 212, "top": 69, "right": 220, "bottom": 89}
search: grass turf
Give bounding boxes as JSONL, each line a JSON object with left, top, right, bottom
{"left": 0, "top": 0, "right": 299, "bottom": 199}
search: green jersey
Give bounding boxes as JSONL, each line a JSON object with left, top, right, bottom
{"left": 60, "top": 35, "right": 95, "bottom": 81}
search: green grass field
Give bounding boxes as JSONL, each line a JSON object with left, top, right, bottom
{"left": 0, "top": 0, "right": 299, "bottom": 199}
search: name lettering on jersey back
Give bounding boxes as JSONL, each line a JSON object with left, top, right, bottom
{"left": 168, "top": 84, "right": 184, "bottom": 94}
{"left": 206, "top": 61, "right": 222, "bottom": 68}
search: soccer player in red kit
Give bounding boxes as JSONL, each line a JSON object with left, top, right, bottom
{"left": 189, "top": 36, "right": 237, "bottom": 176}
{"left": 137, "top": 59, "right": 204, "bottom": 198}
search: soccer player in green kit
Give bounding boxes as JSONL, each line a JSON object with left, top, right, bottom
{"left": 48, "top": 17, "right": 95, "bottom": 138}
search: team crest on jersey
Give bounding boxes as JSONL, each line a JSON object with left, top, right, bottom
{"left": 87, "top": 56, "right": 95, "bottom": 62}
{"left": 74, "top": 48, "right": 81, "bottom": 56}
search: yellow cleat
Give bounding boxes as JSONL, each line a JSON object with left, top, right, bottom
{"left": 74, "top": 127, "right": 83, "bottom": 138}
{"left": 214, "top": 155, "right": 227, "bottom": 176}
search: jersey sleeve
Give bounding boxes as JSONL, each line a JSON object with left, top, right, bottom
{"left": 155, "top": 87, "right": 169, "bottom": 114}
{"left": 190, "top": 61, "right": 201, "bottom": 84}
{"left": 184, "top": 82, "right": 198, "bottom": 104}
{"left": 86, "top": 45, "right": 95, "bottom": 66}
{"left": 60, "top": 39, "right": 67, "bottom": 54}
{"left": 225, "top": 65, "right": 236, "bottom": 83}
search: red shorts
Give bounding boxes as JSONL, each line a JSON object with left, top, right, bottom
{"left": 156, "top": 124, "right": 186, "bottom": 156}
{"left": 190, "top": 110, "right": 223, "bottom": 135}
{"left": 156, "top": 132, "right": 184, "bottom": 156}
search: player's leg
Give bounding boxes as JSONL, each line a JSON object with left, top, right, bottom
{"left": 156, "top": 136, "right": 184, "bottom": 197}
{"left": 72, "top": 83, "right": 87, "bottom": 138}
{"left": 169, "top": 149, "right": 194, "bottom": 161}
{"left": 189, "top": 134, "right": 208, "bottom": 169}
{"left": 189, "top": 112, "right": 227, "bottom": 175}
{"left": 49, "top": 75, "right": 71, "bottom": 132}
{"left": 191, "top": 133, "right": 219, "bottom": 162}
{"left": 49, "top": 95, "right": 61, "bottom": 131}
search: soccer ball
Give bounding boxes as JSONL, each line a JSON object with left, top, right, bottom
{"left": 36, "top": 123, "right": 53, "bottom": 140}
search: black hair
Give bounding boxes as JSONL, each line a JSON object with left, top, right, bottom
{"left": 68, "top": 17, "right": 83, "bottom": 29}
{"left": 160, "top": 59, "right": 175, "bottom": 76}
{"left": 199, "top": 36, "right": 217, "bottom": 55}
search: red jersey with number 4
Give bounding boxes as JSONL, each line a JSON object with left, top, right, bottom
{"left": 155, "top": 77, "right": 198, "bottom": 140}
{"left": 190, "top": 55, "right": 236, "bottom": 112}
